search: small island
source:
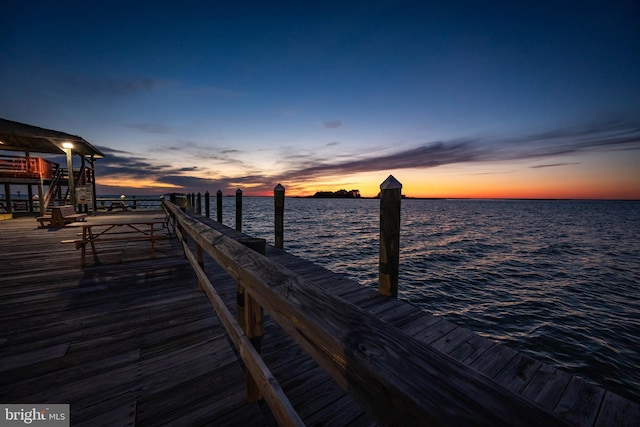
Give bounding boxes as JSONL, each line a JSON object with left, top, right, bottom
{"left": 311, "top": 189, "right": 361, "bottom": 198}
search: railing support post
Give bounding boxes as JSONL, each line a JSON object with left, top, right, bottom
{"left": 216, "top": 189, "right": 223, "bottom": 223}
{"left": 379, "top": 175, "right": 402, "bottom": 297}
{"left": 236, "top": 189, "right": 243, "bottom": 232}
{"left": 196, "top": 243, "right": 204, "bottom": 291}
{"left": 237, "top": 237, "right": 267, "bottom": 402}
{"left": 205, "top": 191, "right": 210, "bottom": 218}
{"left": 274, "top": 184, "right": 285, "bottom": 249}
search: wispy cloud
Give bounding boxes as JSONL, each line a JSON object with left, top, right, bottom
{"left": 322, "top": 120, "right": 342, "bottom": 129}
{"left": 61, "top": 75, "right": 172, "bottom": 96}
{"left": 278, "top": 119, "right": 640, "bottom": 181}
{"left": 530, "top": 162, "right": 581, "bottom": 169}
{"left": 95, "top": 119, "right": 640, "bottom": 195}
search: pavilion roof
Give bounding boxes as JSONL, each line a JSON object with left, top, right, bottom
{"left": 0, "top": 118, "right": 105, "bottom": 158}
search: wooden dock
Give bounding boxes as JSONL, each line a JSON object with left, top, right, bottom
{"left": 1, "top": 210, "right": 638, "bottom": 426}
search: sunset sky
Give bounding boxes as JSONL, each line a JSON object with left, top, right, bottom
{"left": 1, "top": 1, "right": 639, "bottom": 198}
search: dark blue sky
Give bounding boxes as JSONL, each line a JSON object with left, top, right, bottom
{"left": 2, "top": 1, "right": 639, "bottom": 197}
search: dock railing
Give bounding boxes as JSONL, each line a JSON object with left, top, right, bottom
{"left": 163, "top": 200, "right": 570, "bottom": 426}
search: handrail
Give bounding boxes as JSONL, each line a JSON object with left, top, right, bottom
{"left": 0, "top": 155, "right": 57, "bottom": 178}
{"left": 165, "top": 202, "right": 304, "bottom": 427}
{"left": 164, "top": 201, "right": 570, "bottom": 426}
{"left": 43, "top": 165, "right": 63, "bottom": 210}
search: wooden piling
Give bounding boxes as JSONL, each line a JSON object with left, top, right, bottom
{"left": 205, "top": 191, "right": 210, "bottom": 218}
{"left": 216, "top": 190, "right": 223, "bottom": 223}
{"left": 274, "top": 184, "right": 285, "bottom": 249}
{"left": 379, "top": 175, "right": 402, "bottom": 297}
{"left": 236, "top": 189, "right": 242, "bottom": 232}
{"left": 237, "top": 237, "right": 267, "bottom": 402}
{"left": 4, "top": 183, "right": 11, "bottom": 214}
{"left": 197, "top": 192, "right": 202, "bottom": 215}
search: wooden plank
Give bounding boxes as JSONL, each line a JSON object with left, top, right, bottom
{"left": 431, "top": 326, "right": 476, "bottom": 354}
{"left": 554, "top": 376, "right": 606, "bottom": 427}
{"left": 0, "top": 342, "right": 69, "bottom": 371}
{"left": 522, "top": 364, "right": 573, "bottom": 411}
{"left": 469, "top": 340, "right": 518, "bottom": 378}
{"left": 69, "top": 392, "right": 137, "bottom": 427}
{"left": 136, "top": 369, "right": 246, "bottom": 425}
{"left": 304, "top": 393, "right": 368, "bottom": 426}
{"left": 493, "top": 353, "right": 543, "bottom": 393}
{"left": 293, "top": 375, "right": 349, "bottom": 420}
{"left": 1, "top": 350, "right": 142, "bottom": 399}
{"left": 594, "top": 391, "right": 640, "bottom": 427}
{"left": 411, "top": 317, "right": 459, "bottom": 344}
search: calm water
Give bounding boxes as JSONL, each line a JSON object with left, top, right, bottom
{"left": 209, "top": 197, "right": 640, "bottom": 402}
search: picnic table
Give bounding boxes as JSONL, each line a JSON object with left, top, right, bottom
{"left": 62, "top": 219, "right": 169, "bottom": 266}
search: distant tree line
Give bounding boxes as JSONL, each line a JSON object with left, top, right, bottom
{"left": 311, "top": 189, "right": 361, "bottom": 198}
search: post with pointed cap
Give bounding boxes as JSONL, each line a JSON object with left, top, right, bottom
{"left": 236, "top": 189, "right": 243, "bottom": 231}
{"left": 274, "top": 183, "right": 285, "bottom": 249}
{"left": 379, "top": 175, "right": 402, "bottom": 297}
{"left": 216, "top": 189, "right": 223, "bottom": 223}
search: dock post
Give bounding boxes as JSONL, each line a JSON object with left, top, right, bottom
{"left": 205, "top": 191, "right": 210, "bottom": 218}
{"left": 236, "top": 189, "right": 243, "bottom": 232}
{"left": 132, "top": 195, "right": 137, "bottom": 210}
{"left": 237, "top": 237, "right": 267, "bottom": 402}
{"left": 216, "top": 190, "right": 223, "bottom": 223}
{"left": 379, "top": 175, "right": 402, "bottom": 297}
{"left": 4, "top": 184, "right": 11, "bottom": 214}
{"left": 179, "top": 222, "right": 188, "bottom": 255}
{"left": 274, "top": 184, "right": 285, "bottom": 249}
{"left": 196, "top": 192, "right": 202, "bottom": 215}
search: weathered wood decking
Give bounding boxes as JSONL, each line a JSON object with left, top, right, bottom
{"left": 0, "top": 212, "right": 277, "bottom": 425}
{"left": 1, "top": 210, "right": 638, "bottom": 426}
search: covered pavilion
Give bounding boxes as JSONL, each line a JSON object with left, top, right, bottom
{"left": 0, "top": 118, "right": 105, "bottom": 216}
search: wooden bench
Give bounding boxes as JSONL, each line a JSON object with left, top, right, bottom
{"left": 37, "top": 205, "right": 87, "bottom": 227}
{"left": 107, "top": 201, "right": 129, "bottom": 211}
{"left": 61, "top": 220, "right": 169, "bottom": 265}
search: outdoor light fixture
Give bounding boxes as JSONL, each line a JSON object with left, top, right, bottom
{"left": 62, "top": 142, "right": 74, "bottom": 149}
